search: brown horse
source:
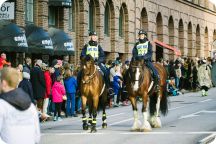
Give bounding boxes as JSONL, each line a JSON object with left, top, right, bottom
{"left": 80, "top": 55, "right": 107, "bottom": 133}
{"left": 124, "top": 57, "right": 168, "bottom": 131}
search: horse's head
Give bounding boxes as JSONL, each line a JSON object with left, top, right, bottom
{"left": 129, "top": 57, "right": 144, "bottom": 91}
{"left": 81, "top": 54, "right": 95, "bottom": 75}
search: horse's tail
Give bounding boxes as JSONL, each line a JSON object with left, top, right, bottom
{"left": 160, "top": 85, "right": 168, "bottom": 116}
{"left": 149, "top": 85, "right": 168, "bottom": 116}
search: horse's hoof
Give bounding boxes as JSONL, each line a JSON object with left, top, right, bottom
{"left": 130, "top": 128, "right": 140, "bottom": 132}
{"left": 83, "top": 124, "right": 89, "bottom": 130}
{"left": 102, "top": 123, "right": 107, "bottom": 129}
{"left": 150, "top": 117, "right": 162, "bottom": 128}
{"left": 140, "top": 128, "right": 152, "bottom": 132}
{"left": 91, "top": 127, "right": 97, "bottom": 133}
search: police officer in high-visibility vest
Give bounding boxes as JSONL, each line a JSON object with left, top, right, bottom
{"left": 79, "top": 31, "right": 109, "bottom": 87}
{"left": 132, "top": 29, "right": 160, "bottom": 86}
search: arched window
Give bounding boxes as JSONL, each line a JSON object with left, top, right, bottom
{"left": 188, "top": 22, "right": 193, "bottom": 57}
{"left": 104, "top": 2, "right": 110, "bottom": 35}
{"left": 141, "top": 8, "right": 148, "bottom": 31}
{"left": 214, "top": 30, "right": 216, "bottom": 41}
{"left": 25, "top": 0, "right": 34, "bottom": 23}
{"left": 119, "top": 6, "right": 124, "bottom": 37}
{"left": 178, "top": 19, "right": 184, "bottom": 55}
{"left": 89, "top": 0, "right": 95, "bottom": 31}
{"left": 196, "top": 25, "right": 201, "bottom": 57}
{"left": 204, "top": 27, "right": 209, "bottom": 57}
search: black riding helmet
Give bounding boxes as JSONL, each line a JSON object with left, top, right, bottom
{"left": 89, "top": 31, "right": 97, "bottom": 36}
{"left": 138, "top": 29, "right": 147, "bottom": 36}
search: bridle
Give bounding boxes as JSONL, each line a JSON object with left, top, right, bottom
{"left": 129, "top": 65, "right": 144, "bottom": 83}
{"left": 82, "top": 65, "right": 97, "bottom": 84}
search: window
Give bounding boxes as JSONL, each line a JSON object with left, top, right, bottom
{"left": 119, "top": 7, "right": 124, "bottom": 37}
{"left": 89, "top": 0, "right": 95, "bottom": 31}
{"left": 104, "top": 3, "right": 110, "bottom": 36}
{"left": 25, "top": 0, "right": 34, "bottom": 23}
{"left": 68, "top": 1, "right": 75, "bottom": 31}
{"left": 48, "top": 7, "right": 56, "bottom": 26}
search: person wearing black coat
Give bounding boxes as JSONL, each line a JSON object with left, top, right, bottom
{"left": 132, "top": 29, "right": 160, "bottom": 86}
{"left": 18, "top": 67, "right": 35, "bottom": 104}
{"left": 77, "top": 31, "right": 109, "bottom": 88}
{"left": 30, "top": 59, "right": 46, "bottom": 110}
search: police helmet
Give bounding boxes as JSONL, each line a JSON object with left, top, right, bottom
{"left": 89, "top": 31, "right": 97, "bottom": 36}
{"left": 138, "top": 29, "right": 147, "bottom": 36}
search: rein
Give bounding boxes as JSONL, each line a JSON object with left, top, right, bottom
{"left": 82, "top": 65, "right": 97, "bottom": 84}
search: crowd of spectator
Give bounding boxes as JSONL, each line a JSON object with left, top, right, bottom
{"left": 0, "top": 52, "right": 214, "bottom": 123}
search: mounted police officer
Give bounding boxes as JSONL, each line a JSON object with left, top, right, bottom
{"left": 132, "top": 29, "right": 160, "bottom": 87}
{"left": 77, "top": 31, "right": 109, "bottom": 89}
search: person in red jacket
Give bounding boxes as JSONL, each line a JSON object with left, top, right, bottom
{"left": 43, "top": 65, "right": 55, "bottom": 117}
{"left": 0, "top": 53, "right": 11, "bottom": 69}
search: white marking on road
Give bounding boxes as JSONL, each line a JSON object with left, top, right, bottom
{"left": 179, "top": 110, "right": 216, "bottom": 120}
{"left": 179, "top": 111, "right": 203, "bottom": 119}
{"left": 120, "top": 132, "right": 172, "bottom": 135}
{"left": 42, "top": 131, "right": 216, "bottom": 136}
{"left": 201, "top": 110, "right": 216, "bottom": 114}
{"left": 106, "top": 113, "right": 125, "bottom": 118}
{"left": 199, "top": 99, "right": 212, "bottom": 103}
{"left": 169, "top": 106, "right": 186, "bottom": 111}
{"left": 109, "top": 118, "right": 133, "bottom": 126}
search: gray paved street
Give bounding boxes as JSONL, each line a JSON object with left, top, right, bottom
{"left": 40, "top": 88, "right": 216, "bottom": 144}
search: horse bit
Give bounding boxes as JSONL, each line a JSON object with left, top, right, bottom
{"left": 82, "top": 65, "right": 97, "bottom": 84}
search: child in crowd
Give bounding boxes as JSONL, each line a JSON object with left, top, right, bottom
{"left": 52, "top": 76, "right": 66, "bottom": 121}
{"left": 64, "top": 69, "right": 78, "bottom": 117}
{"left": 167, "top": 77, "right": 179, "bottom": 96}
{"left": 113, "top": 69, "right": 123, "bottom": 107}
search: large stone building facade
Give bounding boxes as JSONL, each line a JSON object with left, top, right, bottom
{"left": 7, "top": 0, "right": 216, "bottom": 63}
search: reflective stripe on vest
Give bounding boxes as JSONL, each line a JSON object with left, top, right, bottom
{"left": 86, "top": 45, "right": 99, "bottom": 59}
{"left": 136, "top": 41, "right": 149, "bottom": 56}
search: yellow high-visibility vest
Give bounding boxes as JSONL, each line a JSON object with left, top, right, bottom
{"left": 136, "top": 41, "right": 149, "bottom": 56}
{"left": 86, "top": 45, "right": 99, "bottom": 59}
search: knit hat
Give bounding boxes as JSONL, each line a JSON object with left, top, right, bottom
{"left": 23, "top": 67, "right": 30, "bottom": 80}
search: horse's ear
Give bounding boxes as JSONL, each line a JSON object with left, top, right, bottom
{"left": 131, "top": 57, "right": 136, "bottom": 63}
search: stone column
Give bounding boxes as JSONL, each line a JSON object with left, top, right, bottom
{"left": 15, "top": 0, "right": 25, "bottom": 27}
{"left": 36, "top": 0, "right": 49, "bottom": 30}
